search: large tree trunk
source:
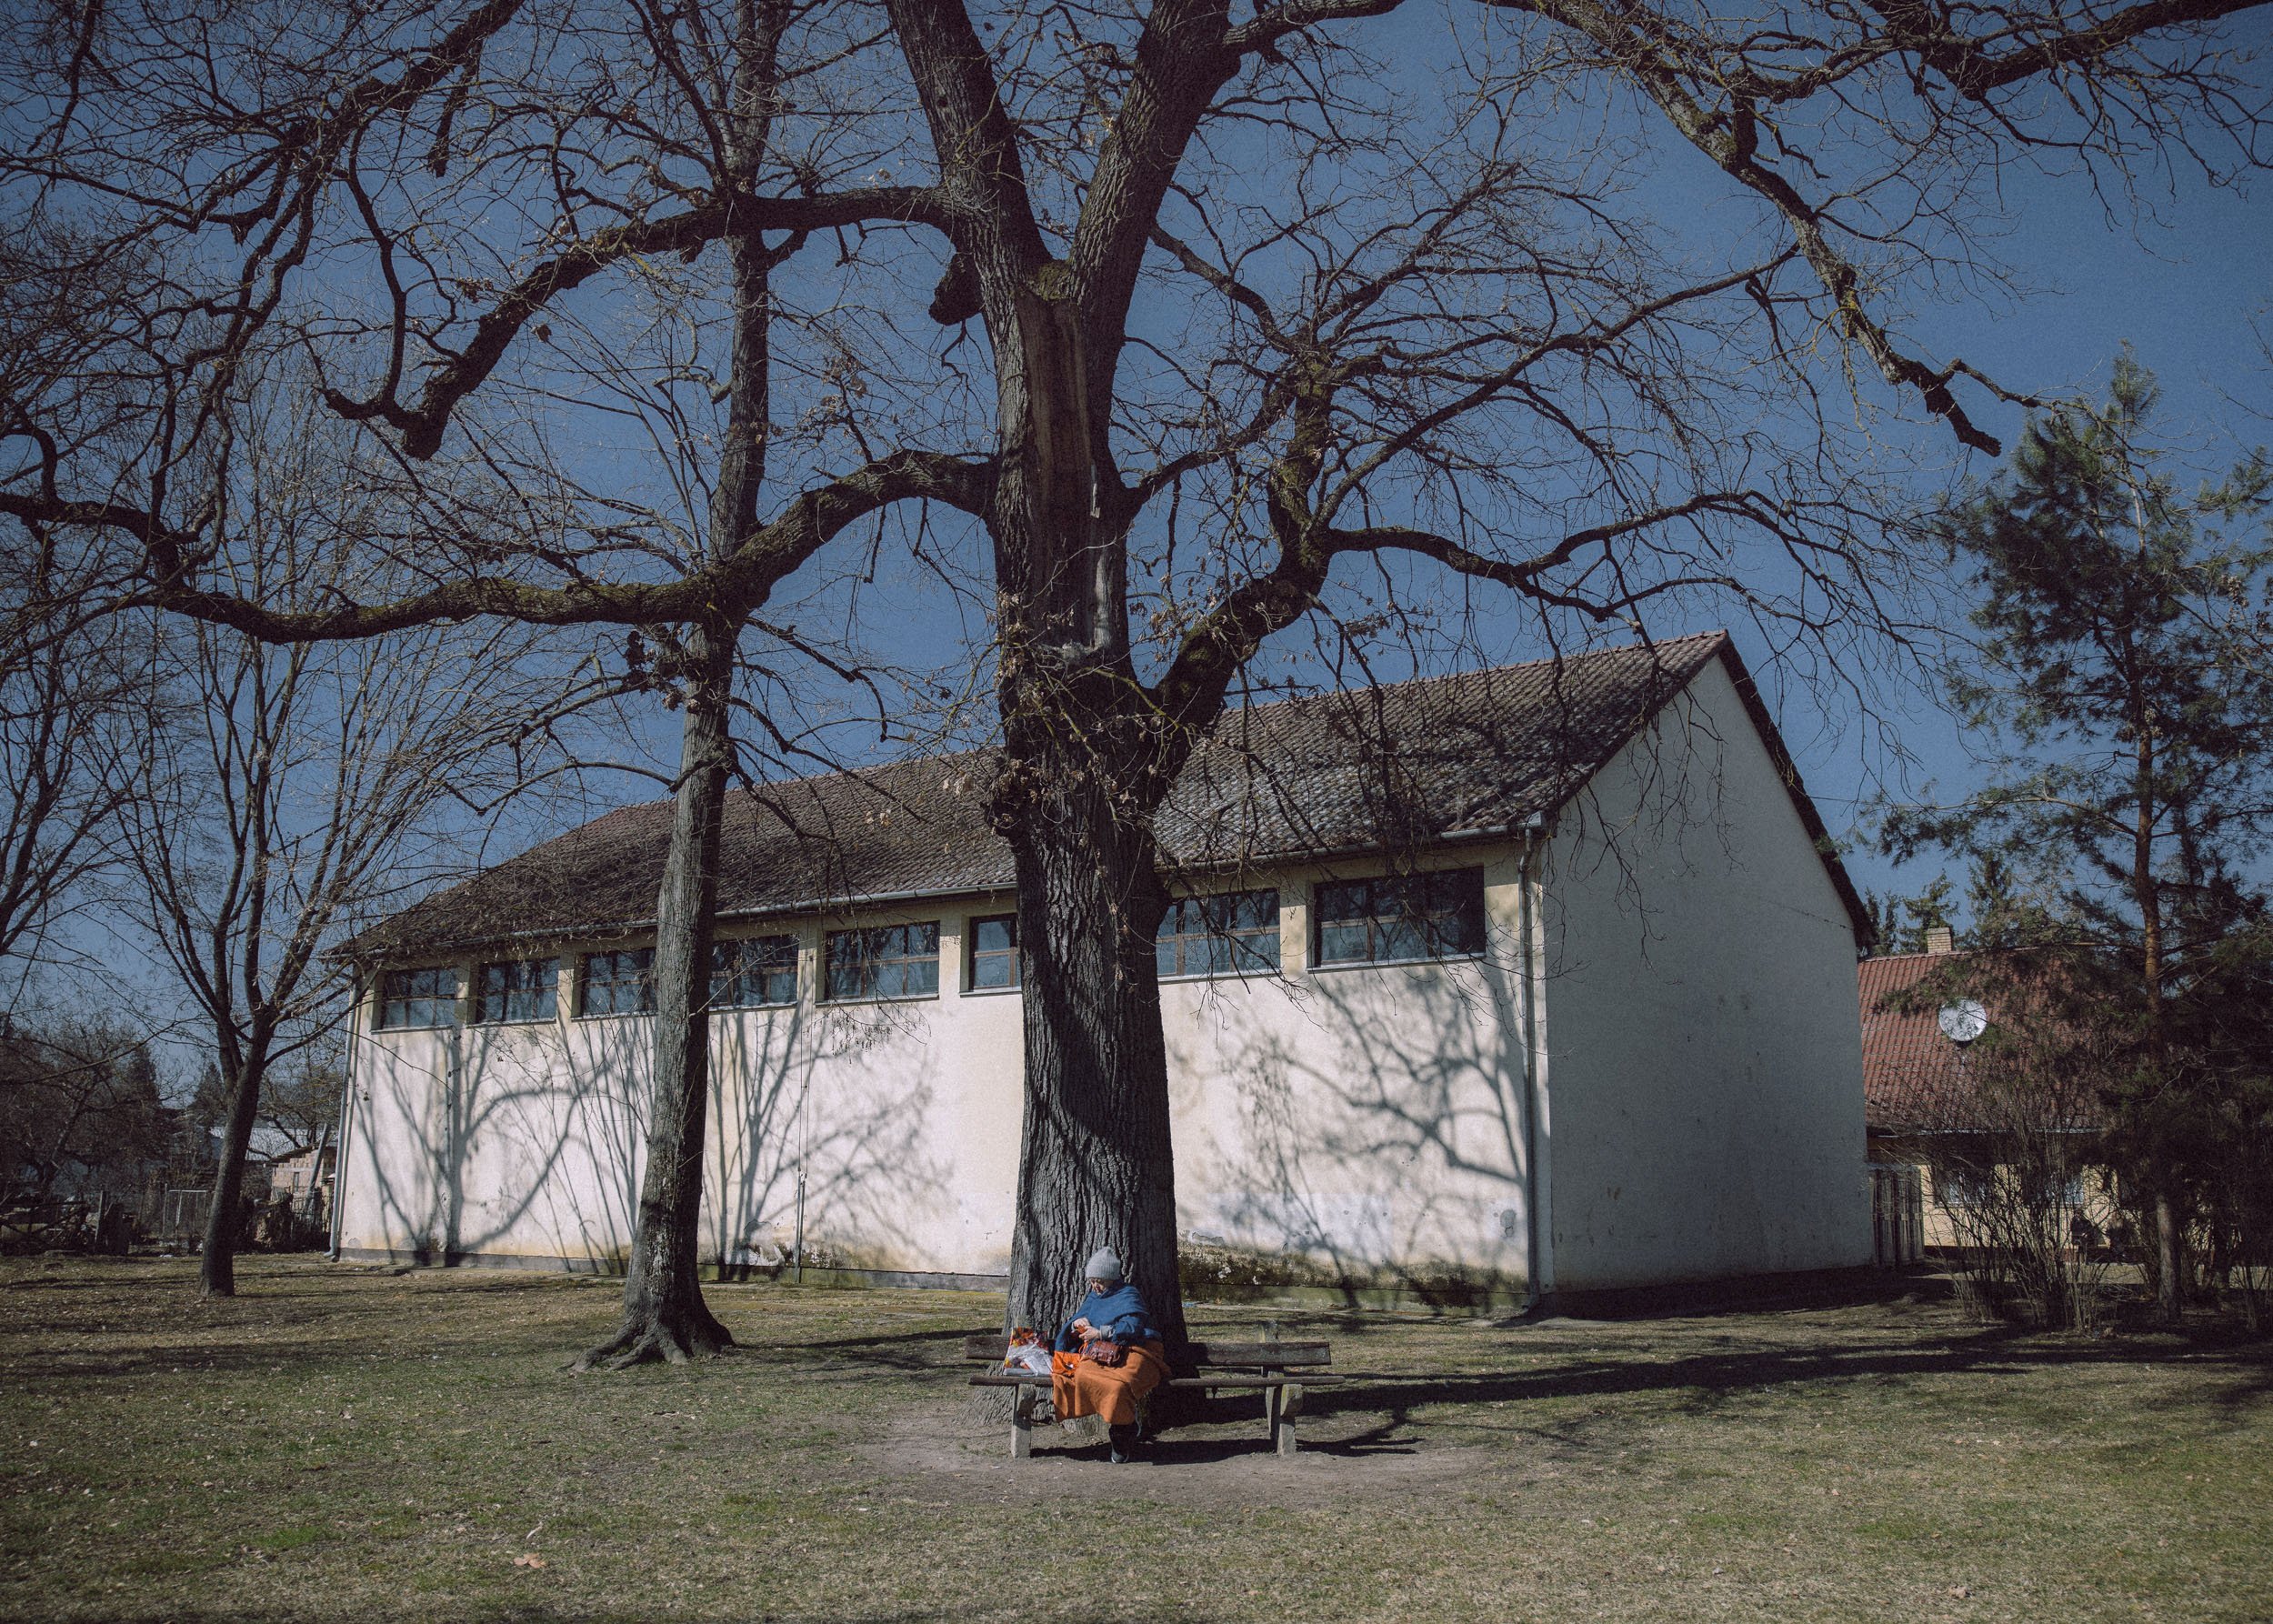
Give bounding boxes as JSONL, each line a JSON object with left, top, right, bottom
{"left": 198, "top": 1040, "right": 265, "bottom": 1298}
{"left": 577, "top": 627, "right": 736, "bottom": 1368}
{"left": 984, "top": 258, "right": 1191, "bottom": 1350}
{"left": 996, "top": 714, "right": 1187, "bottom": 1353}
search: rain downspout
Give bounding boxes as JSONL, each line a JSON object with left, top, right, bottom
{"left": 327, "top": 978, "right": 362, "bottom": 1261}
{"left": 1516, "top": 812, "right": 1550, "bottom": 1308}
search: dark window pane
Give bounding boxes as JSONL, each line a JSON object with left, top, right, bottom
{"left": 969, "top": 914, "right": 1019, "bottom": 990}
{"left": 711, "top": 936, "right": 796, "bottom": 1008}
{"left": 579, "top": 947, "right": 656, "bottom": 1017}
{"left": 1316, "top": 917, "right": 1373, "bottom": 966}
{"left": 378, "top": 966, "right": 460, "bottom": 1029}
{"left": 476, "top": 958, "right": 557, "bottom": 1024}
{"left": 1315, "top": 870, "right": 1485, "bottom": 965}
{"left": 824, "top": 922, "right": 939, "bottom": 1001}
{"left": 1155, "top": 889, "right": 1279, "bottom": 978}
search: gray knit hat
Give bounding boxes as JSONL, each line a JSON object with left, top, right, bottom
{"left": 1084, "top": 1247, "right": 1124, "bottom": 1283}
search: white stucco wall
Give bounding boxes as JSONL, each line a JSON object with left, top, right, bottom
{"left": 337, "top": 654, "right": 1869, "bottom": 1296}
{"left": 338, "top": 905, "right": 1028, "bottom": 1280}
{"left": 337, "top": 861, "right": 1545, "bottom": 1287}
{"left": 1162, "top": 851, "right": 1537, "bottom": 1288}
{"left": 1535, "top": 657, "right": 1872, "bottom": 1289}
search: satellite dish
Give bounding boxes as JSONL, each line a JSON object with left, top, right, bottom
{"left": 1938, "top": 999, "right": 1988, "bottom": 1045}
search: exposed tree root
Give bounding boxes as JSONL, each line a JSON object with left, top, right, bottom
{"left": 567, "top": 1305, "right": 734, "bottom": 1373}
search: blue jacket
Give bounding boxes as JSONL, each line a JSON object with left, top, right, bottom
{"left": 1055, "top": 1282, "right": 1158, "bottom": 1351}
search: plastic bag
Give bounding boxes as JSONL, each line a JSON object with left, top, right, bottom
{"left": 1002, "top": 1328, "right": 1052, "bottom": 1375}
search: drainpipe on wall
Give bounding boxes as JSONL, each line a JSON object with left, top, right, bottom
{"left": 1516, "top": 811, "right": 1552, "bottom": 1310}
{"left": 327, "top": 976, "right": 362, "bottom": 1261}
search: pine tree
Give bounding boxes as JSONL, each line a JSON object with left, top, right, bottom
{"left": 1887, "top": 356, "right": 2273, "bottom": 1321}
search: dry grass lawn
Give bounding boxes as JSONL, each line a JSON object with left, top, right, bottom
{"left": 2, "top": 1255, "right": 2268, "bottom": 1622}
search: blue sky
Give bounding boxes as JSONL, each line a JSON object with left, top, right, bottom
{"left": 555, "top": 78, "right": 2273, "bottom": 934}
{"left": 1758, "top": 154, "right": 2273, "bottom": 911}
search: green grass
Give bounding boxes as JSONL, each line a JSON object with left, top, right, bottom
{"left": 2, "top": 1255, "right": 2268, "bottom": 1622}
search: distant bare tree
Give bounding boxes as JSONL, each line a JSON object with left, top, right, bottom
{"left": 115, "top": 391, "right": 589, "bottom": 1298}
{"left": 258, "top": 1038, "right": 345, "bottom": 1163}
{"left": 0, "top": 1013, "right": 165, "bottom": 1215}
{"left": 0, "top": 546, "right": 151, "bottom": 995}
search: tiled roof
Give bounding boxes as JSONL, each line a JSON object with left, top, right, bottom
{"left": 1860, "top": 950, "right": 2106, "bottom": 1136}
{"left": 1858, "top": 953, "right": 1978, "bottom": 1133}
{"left": 357, "top": 631, "right": 1870, "bottom": 958}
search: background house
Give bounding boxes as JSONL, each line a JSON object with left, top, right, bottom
{"left": 1860, "top": 939, "right": 2110, "bottom": 1259}
{"left": 335, "top": 633, "right": 1876, "bottom": 1305}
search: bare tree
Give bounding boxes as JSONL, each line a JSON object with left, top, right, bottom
{"left": 115, "top": 391, "right": 586, "bottom": 1298}
{"left": 0, "top": 1011, "right": 165, "bottom": 1217}
{"left": 2, "top": 0, "right": 2267, "bottom": 1350}
{"left": 0, "top": 544, "right": 151, "bottom": 996}
{"left": 258, "top": 1038, "right": 345, "bottom": 1162}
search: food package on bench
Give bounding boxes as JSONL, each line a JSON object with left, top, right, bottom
{"left": 1002, "top": 1327, "right": 1051, "bottom": 1375}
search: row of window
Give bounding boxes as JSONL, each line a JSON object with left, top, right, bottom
{"left": 376, "top": 868, "right": 1490, "bottom": 1030}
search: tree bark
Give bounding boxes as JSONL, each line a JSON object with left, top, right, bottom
{"left": 998, "top": 726, "right": 1187, "bottom": 1353}
{"left": 2129, "top": 710, "right": 2186, "bottom": 1326}
{"left": 198, "top": 1039, "right": 265, "bottom": 1298}
{"left": 576, "top": 627, "right": 737, "bottom": 1368}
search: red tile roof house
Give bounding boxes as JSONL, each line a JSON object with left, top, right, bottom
{"left": 332, "top": 633, "right": 1877, "bottom": 1310}
{"left": 1859, "top": 943, "right": 2108, "bottom": 1258}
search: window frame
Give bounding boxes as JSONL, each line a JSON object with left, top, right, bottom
{"left": 709, "top": 934, "right": 799, "bottom": 1010}
{"left": 966, "top": 913, "right": 1021, "bottom": 993}
{"left": 1155, "top": 888, "right": 1283, "bottom": 980}
{"left": 1934, "top": 1162, "right": 1994, "bottom": 1211}
{"left": 822, "top": 921, "right": 941, "bottom": 1003}
{"left": 473, "top": 957, "right": 560, "bottom": 1025}
{"left": 375, "top": 966, "right": 461, "bottom": 1031}
{"left": 577, "top": 947, "right": 657, "bottom": 1018}
{"left": 1312, "top": 867, "right": 1487, "bottom": 968}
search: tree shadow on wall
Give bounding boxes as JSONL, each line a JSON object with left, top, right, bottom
{"left": 1175, "top": 951, "right": 1534, "bottom": 1299}
{"left": 706, "top": 997, "right": 956, "bottom": 1277}
{"left": 349, "top": 995, "right": 955, "bottom": 1280}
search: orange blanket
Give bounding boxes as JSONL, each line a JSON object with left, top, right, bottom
{"left": 1050, "top": 1340, "right": 1167, "bottom": 1427}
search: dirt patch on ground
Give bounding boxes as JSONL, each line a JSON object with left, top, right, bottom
{"left": 862, "top": 1398, "right": 1509, "bottom": 1509}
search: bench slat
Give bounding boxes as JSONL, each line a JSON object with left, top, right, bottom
{"left": 971, "top": 1372, "right": 1334, "bottom": 1389}
{"left": 1189, "top": 1341, "right": 1333, "bottom": 1368}
{"left": 962, "top": 1333, "right": 1333, "bottom": 1367}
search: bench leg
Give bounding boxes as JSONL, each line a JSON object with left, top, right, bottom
{"left": 1277, "top": 1382, "right": 1303, "bottom": 1458}
{"left": 1012, "top": 1382, "right": 1036, "bottom": 1459}
{"left": 1264, "top": 1382, "right": 1283, "bottom": 1453}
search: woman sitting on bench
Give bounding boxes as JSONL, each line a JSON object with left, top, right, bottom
{"left": 1052, "top": 1248, "right": 1166, "bottom": 1463}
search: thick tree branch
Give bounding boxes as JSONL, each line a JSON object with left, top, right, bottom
{"left": 5, "top": 452, "right": 993, "bottom": 642}
{"left": 325, "top": 186, "right": 951, "bottom": 458}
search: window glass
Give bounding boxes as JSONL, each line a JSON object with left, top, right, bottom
{"left": 1313, "top": 869, "right": 1486, "bottom": 965}
{"left": 1936, "top": 1163, "right": 1991, "bottom": 1210}
{"left": 1156, "top": 889, "right": 1281, "bottom": 978}
{"left": 476, "top": 957, "right": 558, "bottom": 1024}
{"left": 579, "top": 947, "right": 656, "bottom": 1017}
{"left": 378, "top": 967, "right": 460, "bottom": 1030}
{"left": 824, "top": 923, "right": 940, "bottom": 1001}
{"left": 711, "top": 935, "right": 798, "bottom": 1008}
{"left": 968, "top": 914, "right": 1020, "bottom": 990}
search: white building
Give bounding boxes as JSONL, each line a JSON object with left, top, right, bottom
{"left": 335, "top": 632, "right": 1875, "bottom": 1304}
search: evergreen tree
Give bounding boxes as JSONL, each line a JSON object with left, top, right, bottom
{"left": 1887, "top": 355, "right": 2273, "bottom": 1321}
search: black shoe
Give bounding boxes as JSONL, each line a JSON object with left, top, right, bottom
{"left": 1107, "top": 1423, "right": 1139, "bottom": 1463}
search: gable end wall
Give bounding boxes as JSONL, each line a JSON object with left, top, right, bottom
{"left": 1539, "top": 658, "right": 1870, "bottom": 1289}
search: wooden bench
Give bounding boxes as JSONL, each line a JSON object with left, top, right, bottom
{"left": 964, "top": 1331, "right": 1334, "bottom": 1459}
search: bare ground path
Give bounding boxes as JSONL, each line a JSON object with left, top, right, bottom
{"left": 3, "top": 1255, "right": 2268, "bottom": 1622}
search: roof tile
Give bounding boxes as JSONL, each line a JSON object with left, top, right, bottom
{"left": 360, "top": 632, "right": 1860, "bottom": 957}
